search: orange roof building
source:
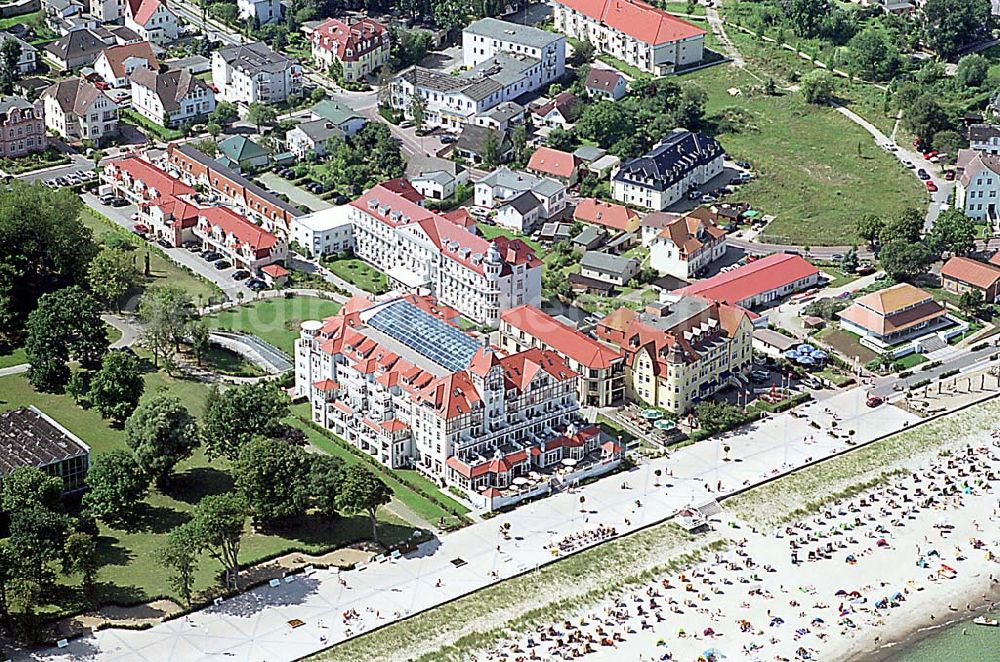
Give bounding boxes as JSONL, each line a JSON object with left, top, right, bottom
{"left": 553, "top": 0, "right": 706, "bottom": 75}
{"left": 838, "top": 283, "right": 949, "bottom": 344}
{"left": 294, "top": 295, "right": 619, "bottom": 510}
{"left": 307, "top": 17, "right": 390, "bottom": 83}
{"left": 500, "top": 304, "right": 625, "bottom": 406}
{"left": 573, "top": 198, "right": 640, "bottom": 233}
{"left": 527, "top": 146, "right": 581, "bottom": 184}
{"left": 594, "top": 296, "right": 754, "bottom": 413}
{"left": 941, "top": 256, "right": 1000, "bottom": 303}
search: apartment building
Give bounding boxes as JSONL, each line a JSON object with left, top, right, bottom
{"left": 969, "top": 123, "right": 1000, "bottom": 154}
{"left": 474, "top": 166, "right": 567, "bottom": 225}
{"left": 295, "top": 295, "right": 618, "bottom": 509}
{"left": 612, "top": 129, "right": 724, "bottom": 211}
{"left": 0, "top": 97, "right": 47, "bottom": 158}
{"left": 163, "top": 142, "right": 303, "bottom": 235}
{"left": 553, "top": 0, "right": 705, "bottom": 75}
{"left": 124, "top": 0, "right": 178, "bottom": 45}
{"left": 595, "top": 297, "right": 754, "bottom": 414}
{"left": 290, "top": 205, "right": 355, "bottom": 257}
{"left": 462, "top": 18, "right": 565, "bottom": 87}
{"left": 500, "top": 304, "right": 625, "bottom": 407}
{"left": 130, "top": 67, "right": 216, "bottom": 128}
{"left": 0, "top": 32, "right": 37, "bottom": 75}
{"left": 391, "top": 52, "right": 551, "bottom": 131}
{"left": 349, "top": 179, "right": 543, "bottom": 326}
{"left": 307, "top": 17, "right": 389, "bottom": 82}
{"left": 212, "top": 41, "right": 302, "bottom": 105}
{"left": 955, "top": 148, "right": 1000, "bottom": 221}
{"left": 195, "top": 205, "right": 287, "bottom": 273}
{"left": 648, "top": 207, "right": 727, "bottom": 279}
{"left": 93, "top": 41, "right": 158, "bottom": 88}
{"left": 41, "top": 77, "right": 118, "bottom": 145}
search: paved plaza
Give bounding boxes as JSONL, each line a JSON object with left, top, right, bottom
{"left": 25, "top": 388, "right": 937, "bottom": 661}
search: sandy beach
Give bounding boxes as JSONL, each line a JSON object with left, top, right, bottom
{"left": 474, "top": 433, "right": 1000, "bottom": 661}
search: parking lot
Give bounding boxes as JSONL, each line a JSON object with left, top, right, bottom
{"left": 41, "top": 169, "right": 98, "bottom": 189}
{"left": 82, "top": 193, "right": 254, "bottom": 301}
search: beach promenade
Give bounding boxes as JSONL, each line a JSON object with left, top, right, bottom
{"left": 22, "top": 384, "right": 990, "bottom": 662}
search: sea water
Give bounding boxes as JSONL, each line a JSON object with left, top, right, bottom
{"left": 890, "top": 612, "right": 1000, "bottom": 661}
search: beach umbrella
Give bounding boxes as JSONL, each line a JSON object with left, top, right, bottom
{"left": 702, "top": 648, "right": 724, "bottom": 658}
{"left": 811, "top": 617, "right": 824, "bottom": 624}
{"left": 834, "top": 589, "right": 847, "bottom": 596}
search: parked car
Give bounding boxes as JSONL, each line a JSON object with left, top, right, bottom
{"left": 700, "top": 194, "right": 717, "bottom": 203}
{"left": 902, "top": 161, "right": 914, "bottom": 169}
{"left": 183, "top": 241, "right": 202, "bottom": 251}
{"left": 214, "top": 260, "right": 232, "bottom": 270}
{"left": 202, "top": 250, "right": 222, "bottom": 261}
{"left": 916, "top": 168, "right": 930, "bottom": 180}
{"left": 110, "top": 197, "right": 128, "bottom": 207}
{"left": 750, "top": 370, "right": 770, "bottom": 383}
{"left": 866, "top": 396, "right": 884, "bottom": 408}
{"left": 735, "top": 160, "right": 751, "bottom": 169}
{"left": 687, "top": 189, "right": 701, "bottom": 200}
{"left": 332, "top": 194, "right": 349, "bottom": 205}
{"left": 232, "top": 270, "right": 250, "bottom": 280}
{"left": 925, "top": 180, "right": 938, "bottom": 192}
{"left": 99, "top": 195, "right": 114, "bottom": 205}
{"left": 246, "top": 278, "right": 266, "bottom": 291}
{"left": 156, "top": 238, "right": 172, "bottom": 249}
{"left": 943, "top": 170, "right": 955, "bottom": 181}
{"left": 830, "top": 253, "right": 843, "bottom": 261}
{"left": 440, "top": 134, "right": 456, "bottom": 144}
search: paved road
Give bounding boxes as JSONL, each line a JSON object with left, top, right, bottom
{"left": 171, "top": 0, "right": 243, "bottom": 46}
{"left": 257, "top": 172, "right": 330, "bottom": 212}
{"left": 30, "top": 382, "right": 970, "bottom": 662}
{"left": 81, "top": 193, "right": 251, "bottom": 302}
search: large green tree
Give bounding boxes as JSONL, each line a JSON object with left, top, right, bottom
{"left": 25, "top": 286, "right": 108, "bottom": 392}
{"left": 576, "top": 101, "right": 636, "bottom": 152}
{"left": 137, "top": 285, "right": 195, "bottom": 369}
{"left": 0, "top": 466, "right": 63, "bottom": 514}
{"left": 8, "top": 504, "right": 69, "bottom": 583}
{"left": 308, "top": 454, "right": 343, "bottom": 524}
{"left": 878, "top": 238, "right": 935, "bottom": 281}
{"left": 187, "top": 493, "right": 246, "bottom": 591}
{"left": 125, "top": 391, "right": 199, "bottom": 487}
{"left": 87, "top": 247, "right": 137, "bottom": 311}
{"left": 955, "top": 53, "right": 989, "bottom": 88}
{"left": 334, "top": 465, "right": 392, "bottom": 545}
{"left": 202, "top": 383, "right": 290, "bottom": 460}
{"left": 234, "top": 437, "right": 311, "bottom": 524}
{"left": 921, "top": 0, "right": 991, "bottom": 59}
{"left": 928, "top": 208, "right": 977, "bottom": 256}
{"left": 62, "top": 531, "right": 100, "bottom": 600}
{"left": 81, "top": 450, "right": 149, "bottom": 526}
{"left": 846, "top": 28, "right": 900, "bottom": 81}
{"left": 902, "top": 95, "right": 950, "bottom": 144}
{"left": 88, "top": 350, "right": 145, "bottom": 424}
{"left": 800, "top": 70, "right": 835, "bottom": 105}
{"left": 156, "top": 525, "right": 199, "bottom": 606}
{"left": 0, "top": 182, "right": 92, "bottom": 346}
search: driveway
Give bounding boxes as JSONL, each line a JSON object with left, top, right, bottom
{"left": 81, "top": 193, "right": 252, "bottom": 301}
{"left": 258, "top": 172, "right": 331, "bottom": 212}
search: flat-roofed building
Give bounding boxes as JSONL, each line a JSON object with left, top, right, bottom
{"left": 462, "top": 17, "right": 565, "bottom": 86}
{"left": 500, "top": 304, "right": 624, "bottom": 406}
{"left": 0, "top": 406, "right": 90, "bottom": 493}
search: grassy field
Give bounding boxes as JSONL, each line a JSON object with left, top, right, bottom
{"left": 201, "top": 346, "right": 264, "bottom": 377}
{"left": 203, "top": 296, "right": 342, "bottom": 354}
{"left": 676, "top": 62, "right": 923, "bottom": 245}
{"left": 80, "top": 207, "right": 223, "bottom": 304}
{"left": 0, "top": 346, "right": 26, "bottom": 368}
{"left": 0, "top": 368, "right": 418, "bottom": 615}
{"left": 814, "top": 325, "right": 877, "bottom": 363}
{"left": 323, "top": 257, "right": 389, "bottom": 294}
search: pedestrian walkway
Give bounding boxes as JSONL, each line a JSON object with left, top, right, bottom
{"left": 31, "top": 386, "right": 948, "bottom": 662}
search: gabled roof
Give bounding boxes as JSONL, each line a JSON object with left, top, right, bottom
{"left": 557, "top": 0, "right": 706, "bottom": 46}
{"left": 838, "top": 284, "right": 945, "bottom": 337}
{"left": 311, "top": 99, "right": 364, "bottom": 126}
{"left": 45, "top": 27, "right": 113, "bottom": 63}
{"left": 501, "top": 304, "right": 623, "bottom": 369}
{"left": 98, "top": 41, "right": 158, "bottom": 79}
{"left": 674, "top": 253, "right": 818, "bottom": 305}
{"left": 956, "top": 148, "right": 1000, "bottom": 187}
{"left": 218, "top": 135, "right": 269, "bottom": 163}
{"left": 128, "top": 0, "right": 169, "bottom": 25}
{"left": 198, "top": 205, "right": 278, "bottom": 255}
{"left": 42, "top": 77, "right": 108, "bottom": 116}
{"left": 940, "top": 256, "right": 1000, "bottom": 291}
{"left": 311, "top": 17, "right": 387, "bottom": 60}
{"left": 107, "top": 155, "right": 195, "bottom": 198}
{"left": 655, "top": 208, "right": 726, "bottom": 257}
{"left": 130, "top": 67, "right": 211, "bottom": 112}
{"left": 614, "top": 129, "right": 723, "bottom": 192}
{"left": 527, "top": 146, "right": 579, "bottom": 179}
{"left": 585, "top": 67, "right": 624, "bottom": 91}
{"left": 532, "top": 91, "right": 581, "bottom": 122}
{"left": 573, "top": 198, "right": 639, "bottom": 231}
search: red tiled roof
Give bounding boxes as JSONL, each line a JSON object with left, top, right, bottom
{"left": 501, "top": 304, "right": 622, "bottom": 369}
{"left": 128, "top": 0, "right": 167, "bottom": 25}
{"left": 585, "top": 68, "right": 624, "bottom": 91}
{"left": 198, "top": 206, "right": 278, "bottom": 255}
{"left": 501, "top": 347, "right": 578, "bottom": 390}
{"left": 312, "top": 17, "right": 388, "bottom": 61}
{"left": 573, "top": 197, "right": 638, "bottom": 231}
{"left": 313, "top": 379, "right": 339, "bottom": 391}
{"left": 674, "top": 253, "right": 819, "bottom": 305}
{"left": 109, "top": 156, "right": 194, "bottom": 199}
{"left": 527, "top": 146, "right": 579, "bottom": 179}
{"left": 940, "top": 256, "right": 1000, "bottom": 290}
{"left": 558, "top": 0, "right": 706, "bottom": 45}
{"left": 261, "top": 264, "right": 289, "bottom": 277}
{"left": 99, "top": 41, "right": 158, "bottom": 79}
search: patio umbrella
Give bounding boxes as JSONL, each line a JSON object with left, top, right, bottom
{"left": 702, "top": 648, "right": 725, "bottom": 659}
{"left": 703, "top": 627, "right": 715, "bottom": 636}
{"left": 834, "top": 589, "right": 848, "bottom": 596}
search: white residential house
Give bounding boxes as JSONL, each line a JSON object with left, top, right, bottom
{"left": 496, "top": 191, "right": 545, "bottom": 233}
{"left": 969, "top": 124, "right": 1000, "bottom": 155}
{"left": 612, "top": 129, "right": 724, "bottom": 211}
{"left": 290, "top": 205, "right": 355, "bottom": 257}
{"left": 124, "top": 0, "right": 178, "bottom": 45}
{"left": 474, "top": 166, "right": 567, "bottom": 223}
{"left": 130, "top": 67, "right": 215, "bottom": 128}
{"left": 89, "top": 0, "right": 125, "bottom": 22}
{"left": 0, "top": 32, "right": 37, "bottom": 75}
{"left": 955, "top": 148, "right": 1000, "bottom": 222}
{"left": 553, "top": 0, "right": 706, "bottom": 75}
{"left": 41, "top": 77, "right": 118, "bottom": 144}
{"left": 237, "top": 0, "right": 280, "bottom": 25}
{"left": 647, "top": 209, "right": 728, "bottom": 279}
{"left": 285, "top": 119, "right": 344, "bottom": 160}
{"left": 93, "top": 41, "right": 158, "bottom": 88}
{"left": 212, "top": 41, "right": 302, "bottom": 105}
{"left": 306, "top": 17, "right": 389, "bottom": 82}
{"left": 462, "top": 18, "right": 565, "bottom": 86}
{"left": 405, "top": 154, "right": 469, "bottom": 200}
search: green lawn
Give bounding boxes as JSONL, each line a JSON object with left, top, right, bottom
{"left": 80, "top": 207, "right": 223, "bottom": 304}
{"left": 0, "top": 346, "right": 26, "bottom": 368}
{"left": 323, "top": 257, "right": 389, "bottom": 294}
{"left": 676, "top": 62, "right": 923, "bottom": 245}
{"left": 819, "top": 265, "right": 860, "bottom": 289}
{"left": 0, "top": 369, "right": 417, "bottom": 616}
{"left": 814, "top": 325, "right": 877, "bottom": 363}
{"left": 203, "top": 296, "right": 342, "bottom": 354}
{"left": 119, "top": 108, "right": 185, "bottom": 141}
{"left": 477, "top": 224, "right": 543, "bottom": 253}
{"left": 201, "top": 346, "right": 264, "bottom": 377}
{"left": 0, "top": 147, "right": 70, "bottom": 175}
{"left": 660, "top": 1, "right": 707, "bottom": 15}
{"left": 892, "top": 352, "right": 927, "bottom": 370}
